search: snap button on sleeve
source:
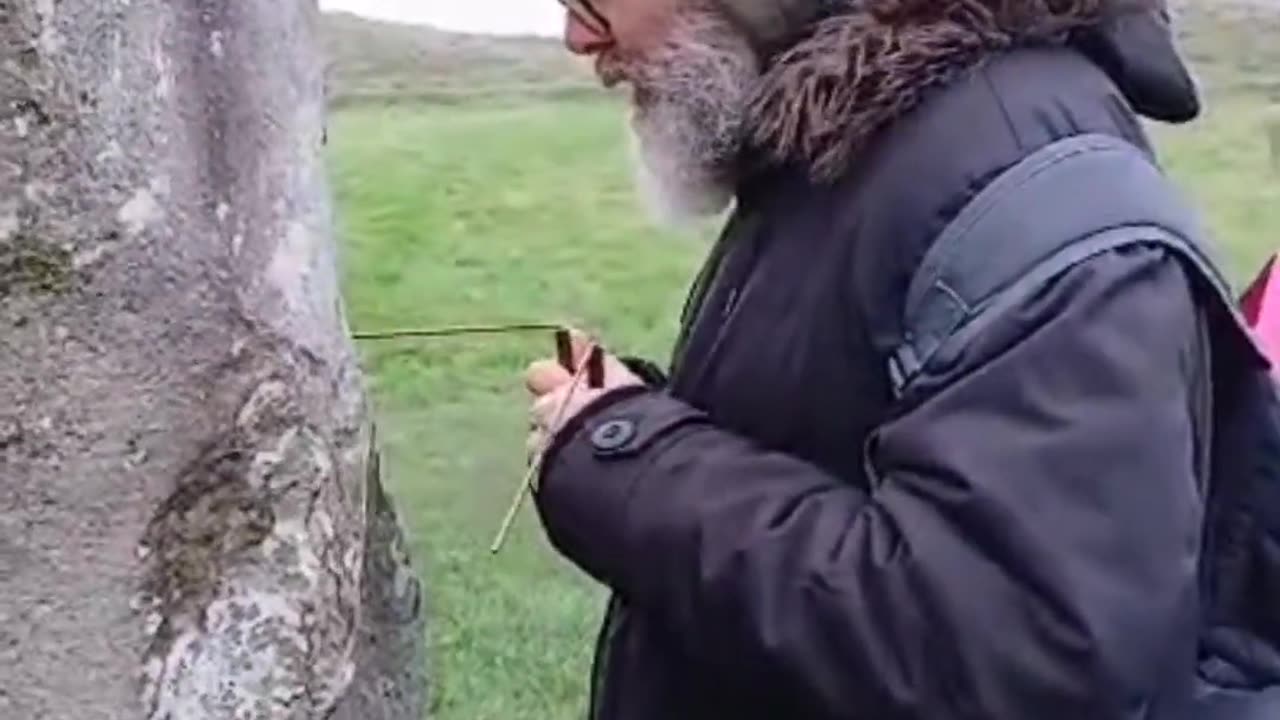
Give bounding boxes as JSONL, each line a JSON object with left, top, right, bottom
{"left": 591, "top": 418, "right": 637, "bottom": 453}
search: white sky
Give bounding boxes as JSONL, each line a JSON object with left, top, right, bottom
{"left": 319, "top": 0, "right": 563, "bottom": 36}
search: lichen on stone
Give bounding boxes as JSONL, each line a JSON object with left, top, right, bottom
{"left": 136, "top": 335, "right": 367, "bottom": 718}
{"left": 0, "top": 230, "right": 76, "bottom": 299}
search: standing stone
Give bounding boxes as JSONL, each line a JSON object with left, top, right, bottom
{"left": 0, "top": 1, "right": 428, "bottom": 717}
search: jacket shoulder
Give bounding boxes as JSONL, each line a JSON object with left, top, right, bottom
{"left": 837, "top": 45, "right": 1157, "bottom": 357}
{"left": 888, "top": 132, "right": 1234, "bottom": 399}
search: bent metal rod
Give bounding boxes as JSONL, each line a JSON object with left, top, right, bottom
{"left": 350, "top": 322, "right": 605, "bottom": 554}
{"left": 351, "top": 321, "right": 568, "bottom": 342}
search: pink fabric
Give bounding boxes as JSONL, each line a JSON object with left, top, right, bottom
{"left": 1241, "top": 254, "right": 1280, "bottom": 376}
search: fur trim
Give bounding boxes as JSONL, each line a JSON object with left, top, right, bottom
{"left": 744, "top": 0, "right": 1139, "bottom": 181}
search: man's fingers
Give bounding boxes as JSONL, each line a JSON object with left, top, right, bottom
{"left": 530, "top": 391, "right": 563, "bottom": 428}
{"left": 601, "top": 352, "right": 632, "bottom": 377}
{"left": 526, "top": 359, "right": 572, "bottom": 395}
{"left": 531, "top": 385, "right": 595, "bottom": 438}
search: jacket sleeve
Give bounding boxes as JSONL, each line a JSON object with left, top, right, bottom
{"left": 533, "top": 245, "right": 1208, "bottom": 719}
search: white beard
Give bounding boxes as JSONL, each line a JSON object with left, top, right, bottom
{"left": 612, "top": 7, "right": 759, "bottom": 230}
{"left": 627, "top": 116, "right": 735, "bottom": 229}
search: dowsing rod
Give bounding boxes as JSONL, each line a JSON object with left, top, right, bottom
{"left": 351, "top": 322, "right": 567, "bottom": 342}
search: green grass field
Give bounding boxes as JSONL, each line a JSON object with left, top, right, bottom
{"left": 327, "top": 94, "right": 1279, "bottom": 720}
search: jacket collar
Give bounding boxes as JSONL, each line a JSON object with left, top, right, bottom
{"left": 739, "top": 1, "right": 1199, "bottom": 183}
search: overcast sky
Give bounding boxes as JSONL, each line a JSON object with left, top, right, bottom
{"left": 319, "top": 0, "right": 563, "bottom": 36}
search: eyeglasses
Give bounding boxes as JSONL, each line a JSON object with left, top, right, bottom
{"left": 557, "top": 0, "right": 612, "bottom": 37}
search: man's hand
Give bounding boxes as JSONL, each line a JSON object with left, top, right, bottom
{"left": 525, "top": 330, "right": 644, "bottom": 460}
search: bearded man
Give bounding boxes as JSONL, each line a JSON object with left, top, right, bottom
{"left": 522, "top": 1, "right": 1227, "bottom": 718}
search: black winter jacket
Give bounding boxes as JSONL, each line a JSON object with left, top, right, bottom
{"left": 533, "top": 10, "right": 1214, "bottom": 720}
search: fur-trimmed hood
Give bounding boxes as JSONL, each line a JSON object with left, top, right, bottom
{"left": 743, "top": 0, "right": 1200, "bottom": 181}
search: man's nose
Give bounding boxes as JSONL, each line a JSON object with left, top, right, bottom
{"left": 564, "top": 13, "right": 613, "bottom": 55}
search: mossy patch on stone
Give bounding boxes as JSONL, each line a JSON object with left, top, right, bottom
{"left": 0, "top": 232, "right": 76, "bottom": 299}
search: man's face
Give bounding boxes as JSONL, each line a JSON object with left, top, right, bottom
{"left": 560, "top": 0, "right": 760, "bottom": 226}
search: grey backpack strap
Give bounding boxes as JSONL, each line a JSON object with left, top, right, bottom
{"left": 890, "top": 132, "right": 1250, "bottom": 398}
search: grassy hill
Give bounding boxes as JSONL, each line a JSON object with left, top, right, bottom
{"left": 321, "top": 3, "right": 1280, "bottom": 107}
{"left": 1175, "top": 1, "right": 1280, "bottom": 96}
{"left": 321, "top": 12, "right": 594, "bottom": 106}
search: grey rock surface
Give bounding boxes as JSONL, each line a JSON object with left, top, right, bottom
{"left": 0, "top": 1, "right": 427, "bottom": 717}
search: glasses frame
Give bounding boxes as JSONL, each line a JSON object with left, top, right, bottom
{"left": 558, "top": 0, "right": 612, "bottom": 37}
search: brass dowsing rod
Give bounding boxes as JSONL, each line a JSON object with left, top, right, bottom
{"left": 490, "top": 341, "right": 600, "bottom": 554}
{"left": 351, "top": 321, "right": 569, "bottom": 342}
{"left": 348, "top": 321, "right": 604, "bottom": 554}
